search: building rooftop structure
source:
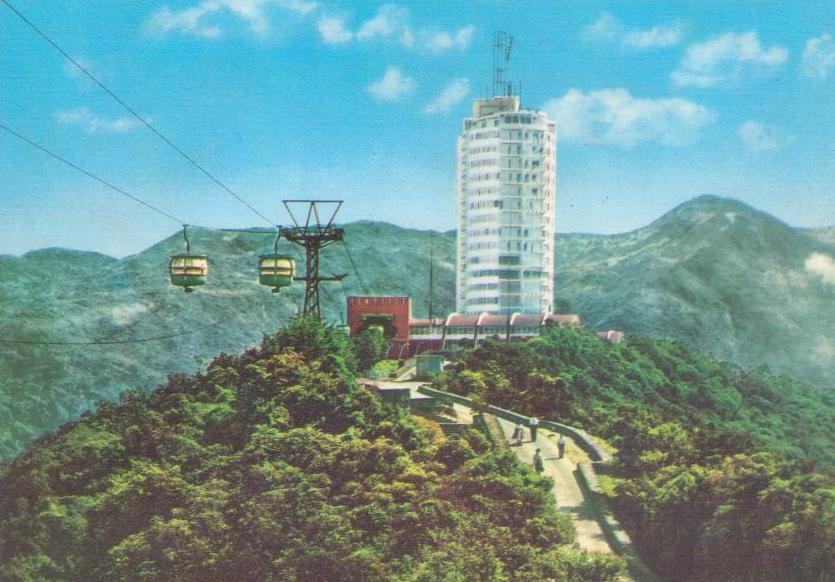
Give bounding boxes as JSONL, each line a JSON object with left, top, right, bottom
{"left": 347, "top": 295, "right": 581, "bottom": 358}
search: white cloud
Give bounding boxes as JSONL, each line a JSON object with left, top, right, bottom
{"left": 423, "top": 25, "right": 475, "bottom": 53}
{"left": 145, "top": 0, "right": 317, "bottom": 38}
{"left": 424, "top": 78, "right": 470, "bottom": 114}
{"left": 737, "top": 121, "right": 780, "bottom": 152}
{"left": 802, "top": 33, "right": 835, "bottom": 79}
{"left": 317, "top": 15, "right": 352, "bottom": 43}
{"left": 356, "top": 4, "right": 409, "bottom": 42}
{"left": 55, "top": 108, "right": 141, "bottom": 133}
{"left": 805, "top": 252, "right": 835, "bottom": 284}
{"left": 672, "top": 31, "right": 789, "bottom": 87}
{"left": 542, "top": 88, "right": 713, "bottom": 148}
{"left": 583, "top": 13, "right": 619, "bottom": 42}
{"left": 367, "top": 66, "right": 415, "bottom": 101}
{"left": 624, "top": 23, "right": 682, "bottom": 49}
{"left": 353, "top": 4, "right": 472, "bottom": 52}
{"left": 584, "top": 12, "right": 681, "bottom": 49}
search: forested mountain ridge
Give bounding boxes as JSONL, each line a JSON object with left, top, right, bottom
{"left": 1, "top": 195, "right": 833, "bottom": 459}
{"left": 555, "top": 195, "right": 835, "bottom": 388}
{"left": 0, "top": 224, "right": 456, "bottom": 458}
{"left": 0, "top": 318, "right": 624, "bottom": 581}
{"left": 435, "top": 326, "right": 835, "bottom": 581}
{"left": 806, "top": 225, "right": 835, "bottom": 246}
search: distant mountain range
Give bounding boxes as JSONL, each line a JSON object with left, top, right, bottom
{"left": 0, "top": 195, "right": 833, "bottom": 457}
{"left": 556, "top": 195, "right": 835, "bottom": 390}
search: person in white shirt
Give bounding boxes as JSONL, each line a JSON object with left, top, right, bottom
{"left": 529, "top": 417, "right": 539, "bottom": 442}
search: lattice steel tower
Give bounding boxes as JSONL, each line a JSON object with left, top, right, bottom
{"left": 281, "top": 200, "right": 346, "bottom": 319}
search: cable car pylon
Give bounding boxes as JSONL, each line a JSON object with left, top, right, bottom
{"left": 280, "top": 200, "right": 347, "bottom": 319}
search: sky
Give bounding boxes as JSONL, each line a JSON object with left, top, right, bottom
{"left": 1, "top": 0, "right": 834, "bottom": 257}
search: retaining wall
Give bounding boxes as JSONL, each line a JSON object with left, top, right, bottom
{"left": 417, "top": 386, "right": 611, "bottom": 462}
{"left": 416, "top": 385, "right": 658, "bottom": 581}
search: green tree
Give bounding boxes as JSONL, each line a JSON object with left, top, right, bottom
{"left": 353, "top": 327, "right": 389, "bottom": 373}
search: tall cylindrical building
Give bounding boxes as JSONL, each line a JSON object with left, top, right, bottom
{"left": 456, "top": 95, "right": 556, "bottom": 314}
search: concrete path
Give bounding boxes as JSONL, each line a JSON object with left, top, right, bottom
{"left": 367, "top": 374, "right": 645, "bottom": 580}
{"left": 494, "top": 416, "right": 613, "bottom": 554}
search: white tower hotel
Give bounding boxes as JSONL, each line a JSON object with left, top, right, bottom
{"left": 456, "top": 33, "right": 556, "bottom": 314}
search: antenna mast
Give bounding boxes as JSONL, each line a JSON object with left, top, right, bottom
{"left": 281, "top": 200, "right": 347, "bottom": 319}
{"left": 492, "top": 31, "right": 514, "bottom": 97}
{"left": 428, "top": 234, "right": 435, "bottom": 321}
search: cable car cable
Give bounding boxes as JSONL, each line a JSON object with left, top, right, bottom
{"left": 1, "top": 123, "right": 280, "bottom": 236}
{"left": 340, "top": 238, "right": 370, "bottom": 295}
{"left": 1, "top": 122, "right": 184, "bottom": 225}
{"left": 1, "top": 0, "right": 275, "bottom": 227}
{"left": 0, "top": 314, "right": 235, "bottom": 346}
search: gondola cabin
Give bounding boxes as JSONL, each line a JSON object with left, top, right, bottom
{"left": 169, "top": 254, "right": 208, "bottom": 292}
{"left": 258, "top": 254, "right": 295, "bottom": 293}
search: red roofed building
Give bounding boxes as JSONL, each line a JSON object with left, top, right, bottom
{"left": 347, "top": 296, "right": 582, "bottom": 358}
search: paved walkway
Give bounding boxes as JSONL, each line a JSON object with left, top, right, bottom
{"left": 493, "top": 416, "right": 613, "bottom": 554}
{"left": 363, "top": 376, "right": 646, "bottom": 580}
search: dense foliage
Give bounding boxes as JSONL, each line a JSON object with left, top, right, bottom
{"left": 436, "top": 326, "right": 835, "bottom": 581}
{"left": 353, "top": 327, "right": 391, "bottom": 373}
{"left": 0, "top": 318, "right": 623, "bottom": 582}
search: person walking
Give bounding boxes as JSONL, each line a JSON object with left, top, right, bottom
{"left": 529, "top": 416, "right": 539, "bottom": 443}
{"left": 511, "top": 423, "right": 524, "bottom": 445}
{"left": 558, "top": 434, "right": 566, "bottom": 459}
{"left": 533, "top": 448, "right": 544, "bottom": 474}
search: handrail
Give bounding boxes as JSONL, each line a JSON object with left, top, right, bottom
{"left": 416, "top": 386, "right": 611, "bottom": 463}
{"left": 417, "top": 385, "right": 658, "bottom": 581}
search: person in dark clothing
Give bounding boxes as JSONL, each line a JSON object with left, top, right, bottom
{"left": 533, "top": 448, "right": 544, "bottom": 474}
{"left": 529, "top": 417, "right": 539, "bottom": 442}
{"left": 512, "top": 423, "right": 524, "bottom": 444}
{"left": 558, "top": 434, "right": 566, "bottom": 459}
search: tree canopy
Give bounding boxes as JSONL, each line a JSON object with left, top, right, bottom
{"left": 435, "top": 327, "right": 835, "bottom": 581}
{"left": 0, "top": 317, "right": 623, "bottom": 582}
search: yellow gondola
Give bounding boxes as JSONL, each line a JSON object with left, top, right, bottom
{"left": 258, "top": 230, "right": 295, "bottom": 293}
{"left": 170, "top": 226, "right": 207, "bottom": 293}
{"left": 170, "top": 255, "right": 208, "bottom": 292}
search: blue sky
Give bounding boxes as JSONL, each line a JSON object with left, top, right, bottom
{"left": 1, "top": 0, "right": 834, "bottom": 256}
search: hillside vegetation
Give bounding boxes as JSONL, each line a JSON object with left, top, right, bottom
{"left": 0, "top": 224, "right": 455, "bottom": 458}
{"left": 436, "top": 327, "right": 835, "bottom": 581}
{"left": 556, "top": 195, "right": 835, "bottom": 389}
{"left": 0, "top": 318, "right": 623, "bottom": 582}
{"left": 1, "top": 195, "right": 833, "bottom": 458}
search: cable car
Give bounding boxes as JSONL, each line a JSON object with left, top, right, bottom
{"left": 259, "top": 255, "right": 295, "bottom": 292}
{"left": 170, "top": 225, "right": 207, "bottom": 292}
{"left": 170, "top": 255, "right": 208, "bottom": 292}
{"left": 259, "top": 230, "right": 295, "bottom": 293}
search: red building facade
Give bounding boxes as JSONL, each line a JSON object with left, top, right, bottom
{"left": 347, "top": 295, "right": 587, "bottom": 359}
{"left": 346, "top": 296, "right": 411, "bottom": 343}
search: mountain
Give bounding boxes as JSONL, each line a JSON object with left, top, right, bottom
{"left": 806, "top": 225, "right": 835, "bottom": 246}
{"left": 555, "top": 195, "right": 835, "bottom": 389}
{"left": 1, "top": 195, "right": 833, "bottom": 457}
{"left": 0, "top": 224, "right": 456, "bottom": 458}
{"left": 0, "top": 318, "right": 622, "bottom": 581}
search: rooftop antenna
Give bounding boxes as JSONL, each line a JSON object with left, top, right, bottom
{"left": 428, "top": 233, "right": 435, "bottom": 321}
{"left": 281, "top": 200, "right": 347, "bottom": 319}
{"left": 492, "top": 31, "right": 514, "bottom": 98}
